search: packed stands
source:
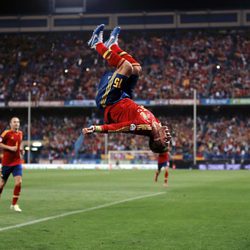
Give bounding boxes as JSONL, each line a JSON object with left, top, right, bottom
{"left": 1, "top": 113, "right": 248, "bottom": 162}
{"left": 0, "top": 29, "right": 249, "bottom": 102}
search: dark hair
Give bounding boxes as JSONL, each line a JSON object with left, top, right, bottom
{"left": 149, "top": 137, "right": 168, "bottom": 154}
{"left": 9, "top": 117, "right": 20, "bottom": 123}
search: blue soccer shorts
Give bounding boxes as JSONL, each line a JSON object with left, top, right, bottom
{"left": 1, "top": 164, "right": 22, "bottom": 182}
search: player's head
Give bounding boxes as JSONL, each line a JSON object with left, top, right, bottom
{"left": 10, "top": 117, "right": 20, "bottom": 131}
{"left": 149, "top": 123, "right": 171, "bottom": 153}
{"left": 149, "top": 137, "right": 169, "bottom": 153}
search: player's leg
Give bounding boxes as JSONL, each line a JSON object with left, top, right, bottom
{"left": 154, "top": 167, "right": 162, "bottom": 182}
{"left": 88, "top": 24, "right": 132, "bottom": 77}
{"left": 104, "top": 26, "right": 142, "bottom": 76}
{"left": 164, "top": 167, "right": 169, "bottom": 187}
{"left": 104, "top": 26, "right": 141, "bottom": 98}
{"left": 0, "top": 166, "right": 12, "bottom": 198}
{"left": 10, "top": 164, "right": 22, "bottom": 212}
{"left": 155, "top": 159, "right": 167, "bottom": 182}
{"left": 0, "top": 179, "right": 5, "bottom": 197}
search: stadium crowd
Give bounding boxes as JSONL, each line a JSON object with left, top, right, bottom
{"left": 0, "top": 29, "right": 249, "bottom": 164}
{"left": 1, "top": 114, "right": 249, "bottom": 163}
{"left": 0, "top": 29, "right": 249, "bottom": 102}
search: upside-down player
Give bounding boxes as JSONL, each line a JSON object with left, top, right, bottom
{"left": 82, "top": 24, "right": 171, "bottom": 154}
{"left": 0, "top": 117, "right": 24, "bottom": 212}
{"left": 154, "top": 152, "right": 170, "bottom": 187}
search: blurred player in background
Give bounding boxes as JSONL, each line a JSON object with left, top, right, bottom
{"left": 0, "top": 117, "right": 24, "bottom": 212}
{"left": 154, "top": 152, "right": 170, "bottom": 187}
{"left": 83, "top": 24, "right": 171, "bottom": 154}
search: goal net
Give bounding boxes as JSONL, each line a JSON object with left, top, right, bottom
{"left": 108, "top": 150, "right": 158, "bottom": 170}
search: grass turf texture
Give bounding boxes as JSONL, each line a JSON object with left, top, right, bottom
{"left": 0, "top": 169, "right": 249, "bottom": 250}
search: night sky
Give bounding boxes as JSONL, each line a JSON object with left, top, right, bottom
{"left": 0, "top": 0, "right": 249, "bottom": 15}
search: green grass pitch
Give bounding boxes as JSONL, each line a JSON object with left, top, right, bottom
{"left": 0, "top": 169, "right": 250, "bottom": 250}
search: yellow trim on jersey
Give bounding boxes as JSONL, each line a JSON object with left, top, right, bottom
{"left": 137, "top": 124, "right": 152, "bottom": 131}
{"left": 0, "top": 129, "right": 11, "bottom": 138}
{"left": 103, "top": 49, "right": 112, "bottom": 59}
{"left": 131, "top": 63, "right": 140, "bottom": 66}
{"left": 108, "top": 126, "right": 131, "bottom": 133}
{"left": 108, "top": 124, "right": 152, "bottom": 133}
{"left": 119, "top": 51, "right": 127, "bottom": 56}
{"left": 95, "top": 126, "right": 103, "bottom": 132}
{"left": 106, "top": 53, "right": 112, "bottom": 60}
{"left": 117, "top": 58, "right": 125, "bottom": 68}
{"left": 100, "top": 71, "right": 117, "bottom": 108}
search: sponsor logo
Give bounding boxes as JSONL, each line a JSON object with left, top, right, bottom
{"left": 130, "top": 124, "right": 136, "bottom": 131}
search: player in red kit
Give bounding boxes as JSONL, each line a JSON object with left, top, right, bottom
{"left": 154, "top": 152, "right": 170, "bottom": 187}
{"left": 0, "top": 117, "right": 24, "bottom": 212}
{"left": 82, "top": 24, "right": 171, "bottom": 154}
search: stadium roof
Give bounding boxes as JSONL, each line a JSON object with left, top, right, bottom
{"left": 0, "top": 0, "right": 249, "bottom": 15}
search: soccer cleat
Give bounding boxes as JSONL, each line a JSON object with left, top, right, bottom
{"left": 104, "top": 26, "right": 121, "bottom": 48}
{"left": 10, "top": 204, "right": 22, "bottom": 212}
{"left": 87, "top": 24, "right": 105, "bottom": 49}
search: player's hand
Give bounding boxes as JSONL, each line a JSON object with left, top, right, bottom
{"left": 82, "top": 126, "right": 95, "bottom": 135}
{"left": 9, "top": 145, "right": 18, "bottom": 152}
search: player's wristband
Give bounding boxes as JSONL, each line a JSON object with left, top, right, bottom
{"left": 94, "top": 126, "right": 103, "bottom": 132}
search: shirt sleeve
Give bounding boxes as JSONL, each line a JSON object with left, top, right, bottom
{"left": 0, "top": 130, "right": 8, "bottom": 143}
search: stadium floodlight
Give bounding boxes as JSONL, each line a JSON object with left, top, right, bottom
{"left": 77, "top": 59, "right": 82, "bottom": 66}
{"left": 53, "top": 0, "right": 86, "bottom": 13}
{"left": 32, "top": 141, "right": 42, "bottom": 147}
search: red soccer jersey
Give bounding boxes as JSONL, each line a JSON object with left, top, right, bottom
{"left": 101, "top": 98, "right": 160, "bottom": 135}
{"left": 0, "top": 129, "right": 23, "bottom": 166}
{"left": 158, "top": 152, "right": 169, "bottom": 164}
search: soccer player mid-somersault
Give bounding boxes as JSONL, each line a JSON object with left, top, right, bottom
{"left": 82, "top": 24, "right": 171, "bottom": 154}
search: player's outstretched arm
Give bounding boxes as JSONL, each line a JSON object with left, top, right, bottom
{"left": 82, "top": 124, "right": 117, "bottom": 134}
{"left": 83, "top": 121, "right": 152, "bottom": 135}
{"left": 0, "top": 143, "right": 17, "bottom": 152}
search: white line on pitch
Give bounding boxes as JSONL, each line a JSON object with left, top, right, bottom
{"left": 0, "top": 192, "right": 165, "bottom": 232}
